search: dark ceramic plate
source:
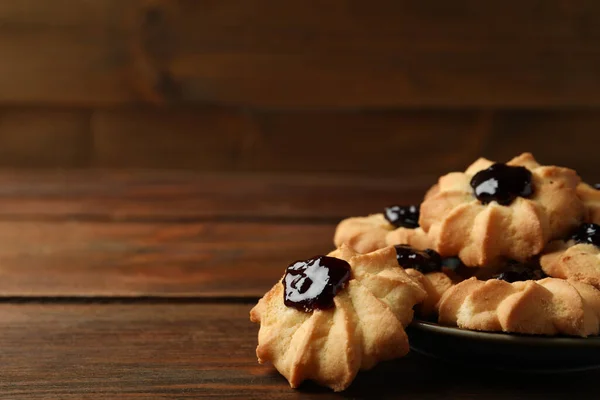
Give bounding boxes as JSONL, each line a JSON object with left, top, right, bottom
{"left": 407, "top": 320, "right": 600, "bottom": 373}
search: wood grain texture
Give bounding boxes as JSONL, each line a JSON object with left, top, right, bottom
{"left": 91, "top": 108, "right": 259, "bottom": 170}
{"left": 91, "top": 109, "right": 486, "bottom": 173}
{"left": 0, "top": 0, "right": 130, "bottom": 105}
{"left": 0, "top": 108, "right": 598, "bottom": 174}
{"left": 0, "top": 109, "right": 90, "bottom": 167}
{"left": 1, "top": 303, "right": 598, "bottom": 399}
{"left": 0, "top": 27, "right": 129, "bottom": 106}
{"left": 0, "top": 170, "right": 431, "bottom": 220}
{"left": 485, "top": 110, "right": 600, "bottom": 181}
{"left": 0, "top": 0, "right": 121, "bottom": 27}
{"left": 1, "top": 0, "right": 600, "bottom": 107}
{"left": 2, "top": 0, "right": 600, "bottom": 393}
{"left": 90, "top": 107, "right": 600, "bottom": 177}
{"left": 0, "top": 221, "right": 333, "bottom": 297}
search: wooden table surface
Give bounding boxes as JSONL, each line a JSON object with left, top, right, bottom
{"left": 1, "top": 170, "right": 598, "bottom": 399}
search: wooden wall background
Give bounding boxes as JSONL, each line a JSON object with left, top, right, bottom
{"left": 0, "top": 0, "right": 599, "bottom": 180}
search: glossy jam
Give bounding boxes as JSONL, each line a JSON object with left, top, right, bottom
{"left": 492, "top": 261, "right": 546, "bottom": 283}
{"left": 384, "top": 205, "right": 420, "bottom": 229}
{"left": 394, "top": 245, "right": 442, "bottom": 274}
{"left": 571, "top": 223, "right": 600, "bottom": 248}
{"left": 283, "top": 256, "right": 351, "bottom": 312}
{"left": 593, "top": 183, "right": 600, "bottom": 190}
{"left": 470, "top": 163, "right": 533, "bottom": 205}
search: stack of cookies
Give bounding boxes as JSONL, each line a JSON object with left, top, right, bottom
{"left": 250, "top": 153, "right": 600, "bottom": 391}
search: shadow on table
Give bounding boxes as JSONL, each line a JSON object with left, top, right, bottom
{"left": 291, "top": 352, "right": 599, "bottom": 399}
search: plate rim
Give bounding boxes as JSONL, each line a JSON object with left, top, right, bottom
{"left": 410, "top": 320, "right": 600, "bottom": 347}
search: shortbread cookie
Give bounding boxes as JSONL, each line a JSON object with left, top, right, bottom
{"left": 541, "top": 223, "right": 600, "bottom": 289}
{"left": 385, "top": 225, "right": 431, "bottom": 251}
{"left": 334, "top": 205, "right": 430, "bottom": 253}
{"left": 333, "top": 213, "right": 391, "bottom": 253}
{"left": 394, "top": 245, "right": 458, "bottom": 316}
{"left": 578, "top": 182, "right": 600, "bottom": 223}
{"left": 405, "top": 269, "right": 454, "bottom": 317}
{"left": 420, "top": 153, "right": 584, "bottom": 266}
{"left": 250, "top": 245, "right": 426, "bottom": 391}
{"left": 438, "top": 276, "right": 600, "bottom": 337}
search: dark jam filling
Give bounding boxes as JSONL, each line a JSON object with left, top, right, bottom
{"left": 394, "top": 245, "right": 442, "bottom": 274}
{"left": 283, "top": 256, "right": 351, "bottom": 312}
{"left": 384, "top": 205, "right": 420, "bottom": 229}
{"left": 492, "top": 261, "right": 547, "bottom": 283}
{"left": 570, "top": 223, "right": 600, "bottom": 248}
{"left": 470, "top": 163, "right": 533, "bottom": 206}
{"left": 593, "top": 183, "right": 600, "bottom": 190}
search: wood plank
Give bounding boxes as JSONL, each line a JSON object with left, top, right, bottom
{"left": 0, "top": 0, "right": 133, "bottom": 105}
{"left": 167, "top": 0, "right": 600, "bottom": 53}
{"left": 0, "top": 109, "right": 90, "bottom": 167}
{"left": 0, "top": 0, "right": 121, "bottom": 28}
{"left": 136, "top": 0, "right": 600, "bottom": 108}
{"left": 485, "top": 111, "right": 600, "bottom": 181}
{"left": 0, "top": 171, "right": 433, "bottom": 220}
{"left": 0, "top": 221, "right": 334, "bottom": 297}
{"left": 0, "top": 108, "right": 597, "bottom": 174}
{"left": 0, "top": 28, "right": 130, "bottom": 105}
{"left": 92, "top": 109, "right": 486, "bottom": 173}
{"left": 92, "top": 108, "right": 597, "bottom": 176}
{"left": 1, "top": 0, "right": 600, "bottom": 107}
{"left": 1, "top": 303, "right": 598, "bottom": 399}
{"left": 240, "top": 110, "right": 487, "bottom": 174}
{"left": 91, "top": 108, "right": 258, "bottom": 170}
{"left": 166, "top": 52, "right": 600, "bottom": 109}
{"left": 84, "top": 0, "right": 600, "bottom": 107}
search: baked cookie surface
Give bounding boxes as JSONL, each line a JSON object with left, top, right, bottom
{"left": 393, "top": 245, "right": 462, "bottom": 317}
{"left": 333, "top": 213, "right": 392, "bottom": 253}
{"left": 253, "top": 151, "right": 598, "bottom": 392}
{"left": 334, "top": 206, "right": 431, "bottom": 253}
{"left": 420, "top": 153, "right": 584, "bottom": 266}
{"left": 438, "top": 276, "right": 600, "bottom": 337}
{"left": 578, "top": 182, "right": 600, "bottom": 224}
{"left": 250, "top": 245, "right": 426, "bottom": 391}
{"left": 405, "top": 269, "right": 455, "bottom": 317}
{"left": 541, "top": 223, "right": 600, "bottom": 289}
